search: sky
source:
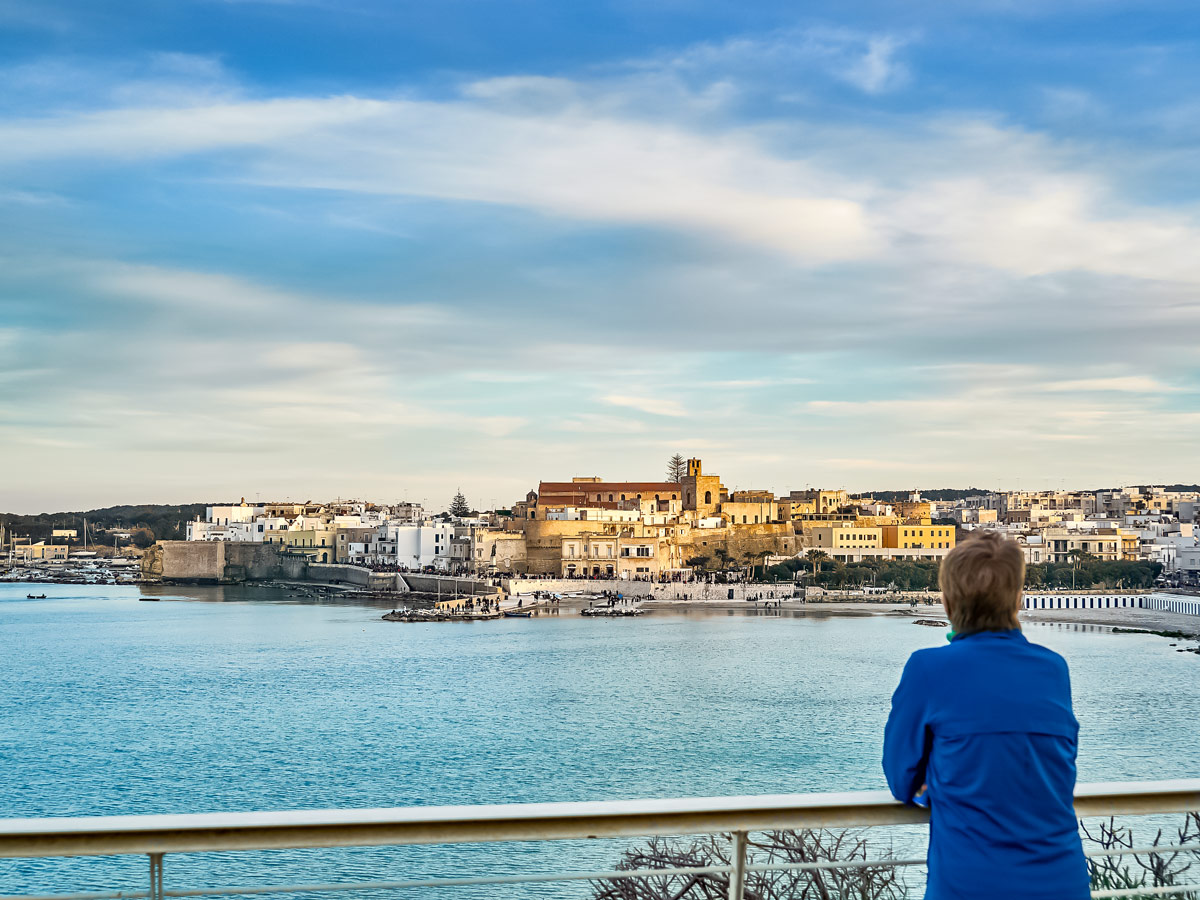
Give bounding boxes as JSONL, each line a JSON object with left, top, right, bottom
{"left": 1, "top": 0, "right": 1199, "bottom": 514}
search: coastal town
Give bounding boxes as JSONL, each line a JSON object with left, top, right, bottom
{"left": 4, "top": 458, "right": 1199, "bottom": 594}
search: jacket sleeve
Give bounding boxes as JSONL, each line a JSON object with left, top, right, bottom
{"left": 883, "top": 654, "right": 932, "bottom": 804}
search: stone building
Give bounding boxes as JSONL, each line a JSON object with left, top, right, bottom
{"left": 680, "top": 458, "right": 727, "bottom": 517}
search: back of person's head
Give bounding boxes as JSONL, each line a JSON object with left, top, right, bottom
{"left": 938, "top": 532, "right": 1024, "bottom": 633}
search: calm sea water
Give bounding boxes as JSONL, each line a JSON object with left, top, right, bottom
{"left": 2, "top": 583, "right": 1197, "bottom": 897}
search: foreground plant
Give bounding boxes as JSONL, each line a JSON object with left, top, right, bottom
{"left": 1082, "top": 813, "right": 1200, "bottom": 899}
{"left": 592, "top": 829, "right": 905, "bottom": 900}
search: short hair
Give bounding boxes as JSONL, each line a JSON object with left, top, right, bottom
{"left": 939, "top": 531, "right": 1024, "bottom": 633}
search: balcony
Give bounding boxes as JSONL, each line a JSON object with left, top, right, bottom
{"left": 2, "top": 780, "right": 1197, "bottom": 900}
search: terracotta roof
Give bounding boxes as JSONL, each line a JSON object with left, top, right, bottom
{"left": 537, "top": 481, "right": 682, "bottom": 507}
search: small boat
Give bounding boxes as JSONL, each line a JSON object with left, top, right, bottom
{"left": 582, "top": 606, "right": 644, "bottom": 617}
{"left": 139, "top": 597, "right": 161, "bottom": 602}
{"left": 503, "top": 610, "right": 533, "bottom": 618}
{"left": 26, "top": 594, "right": 47, "bottom": 599}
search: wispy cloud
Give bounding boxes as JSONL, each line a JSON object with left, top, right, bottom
{"left": 602, "top": 395, "right": 688, "bottom": 417}
{"left": 3, "top": 76, "right": 1200, "bottom": 287}
{"left": 648, "top": 25, "right": 913, "bottom": 95}
{"left": 1039, "top": 376, "right": 1180, "bottom": 393}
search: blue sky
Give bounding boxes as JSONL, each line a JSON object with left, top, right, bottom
{"left": 1, "top": 0, "right": 1199, "bottom": 513}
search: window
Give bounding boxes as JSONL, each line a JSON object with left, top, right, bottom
{"left": 704, "top": 491, "right": 712, "bottom": 504}
{"left": 608, "top": 494, "right": 614, "bottom": 502}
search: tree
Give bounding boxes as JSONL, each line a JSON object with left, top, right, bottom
{"left": 714, "top": 547, "right": 733, "bottom": 570}
{"left": 666, "top": 454, "right": 687, "bottom": 482}
{"left": 1066, "top": 549, "right": 1096, "bottom": 590}
{"left": 131, "top": 527, "right": 156, "bottom": 550}
{"left": 685, "top": 554, "right": 711, "bottom": 573}
{"left": 746, "top": 549, "right": 773, "bottom": 581}
{"left": 804, "top": 549, "right": 830, "bottom": 577}
{"left": 449, "top": 490, "right": 472, "bottom": 518}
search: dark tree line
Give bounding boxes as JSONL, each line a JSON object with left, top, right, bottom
{"left": 764, "top": 557, "right": 1163, "bottom": 591}
{"left": 852, "top": 489, "right": 990, "bottom": 502}
{"left": 1, "top": 503, "right": 207, "bottom": 545}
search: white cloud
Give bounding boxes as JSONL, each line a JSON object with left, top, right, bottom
{"left": 0, "top": 188, "right": 68, "bottom": 206}
{"left": 3, "top": 77, "right": 1200, "bottom": 286}
{"left": 602, "top": 394, "right": 688, "bottom": 417}
{"left": 842, "top": 35, "right": 909, "bottom": 94}
{"left": 84, "top": 261, "right": 450, "bottom": 333}
{"left": 1039, "top": 376, "right": 1179, "bottom": 393}
{"left": 650, "top": 26, "right": 912, "bottom": 95}
{"left": 0, "top": 97, "right": 387, "bottom": 161}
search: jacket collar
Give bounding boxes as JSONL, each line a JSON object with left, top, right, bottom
{"left": 951, "top": 628, "right": 1025, "bottom": 643}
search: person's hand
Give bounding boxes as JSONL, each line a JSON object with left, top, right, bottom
{"left": 912, "top": 784, "right": 930, "bottom": 808}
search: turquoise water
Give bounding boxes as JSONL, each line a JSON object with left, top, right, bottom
{"left": 2, "top": 583, "right": 1197, "bottom": 897}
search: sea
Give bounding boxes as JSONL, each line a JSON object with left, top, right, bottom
{"left": 2, "top": 583, "right": 1198, "bottom": 898}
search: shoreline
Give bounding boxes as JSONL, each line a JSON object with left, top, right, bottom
{"left": 5, "top": 580, "right": 1198, "bottom": 638}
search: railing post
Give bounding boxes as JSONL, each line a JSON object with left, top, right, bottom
{"left": 148, "top": 853, "right": 163, "bottom": 900}
{"left": 727, "top": 830, "right": 748, "bottom": 900}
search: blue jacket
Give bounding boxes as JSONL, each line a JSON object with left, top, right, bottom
{"left": 883, "top": 630, "right": 1090, "bottom": 900}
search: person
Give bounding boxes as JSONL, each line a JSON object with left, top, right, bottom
{"left": 883, "top": 532, "right": 1088, "bottom": 900}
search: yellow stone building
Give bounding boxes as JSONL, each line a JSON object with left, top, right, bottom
{"left": 893, "top": 500, "right": 934, "bottom": 521}
{"left": 722, "top": 490, "right": 780, "bottom": 526}
{"left": 264, "top": 525, "right": 341, "bottom": 563}
{"left": 881, "top": 525, "right": 956, "bottom": 550}
{"left": 15, "top": 541, "right": 69, "bottom": 561}
{"left": 810, "top": 526, "right": 883, "bottom": 550}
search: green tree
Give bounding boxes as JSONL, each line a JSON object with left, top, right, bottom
{"left": 449, "top": 490, "right": 472, "bottom": 518}
{"left": 131, "top": 527, "right": 156, "bottom": 550}
{"left": 804, "top": 549, "right": 829, "bottom": 577}
{"left": 746, "top": 548, "right": 774, "bottom": 580}
{"left": 666, "top": 454, "right": 687, "bottom": 482}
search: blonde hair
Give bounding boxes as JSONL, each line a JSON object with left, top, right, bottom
{"left": 939, "top": 531, "right": 1024, "bottom": 633}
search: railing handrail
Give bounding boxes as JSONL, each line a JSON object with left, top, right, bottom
{"left": 2, "top": 779, "right": 1197, "bottom": 859}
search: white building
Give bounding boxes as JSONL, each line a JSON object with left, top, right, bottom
{"left": 354, "top": 523, "right": 456, "bottom": 570}
{"left": 1178, "top": 547, "right": 1200, "bottom": 580}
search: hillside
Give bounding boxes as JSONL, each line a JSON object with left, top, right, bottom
{"left": 0, "top": 504, "right": 208, "bottom": 545}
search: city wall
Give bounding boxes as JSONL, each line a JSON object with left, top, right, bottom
{"left": 306, "top": 563, "right": 371, "bottom": 586}
{"left": 149, "top": 541, "right": 288, "bottom": 584}
{"left": 149, "top": 542, "right": 361, "bottom": 585}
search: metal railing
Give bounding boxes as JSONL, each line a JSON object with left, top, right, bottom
{"left": 2, "top": 780, "right": 1198, "bottom": 900}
